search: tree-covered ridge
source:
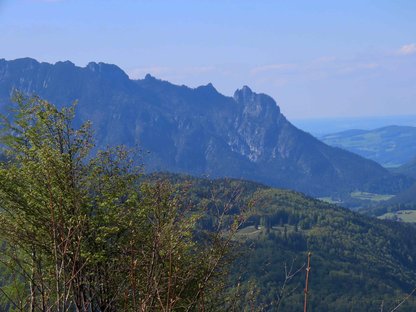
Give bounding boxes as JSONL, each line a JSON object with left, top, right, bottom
{"left": 391, "top": 157, "right": 416, "bottom": 180}
{"left": 152, "top": 173, "right": 416, "bottom": 311}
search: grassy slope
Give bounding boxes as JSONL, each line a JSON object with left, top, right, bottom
{"left": 379, "top": 210, "right": 416, "bottom": 222}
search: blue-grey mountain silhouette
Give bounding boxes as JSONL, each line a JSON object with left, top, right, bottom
{"left": 0, "top": 58, "right": 412, "bottom": 197}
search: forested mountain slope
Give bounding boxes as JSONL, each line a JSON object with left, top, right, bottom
{"left": 151, "top": 174, "right": 416, "bottom": 311}
{"left": 392, "top": 157, "right": 416, "bottom": 179}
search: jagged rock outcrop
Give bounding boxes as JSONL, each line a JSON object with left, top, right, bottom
{"left": 0, "top": 57, "right": 412, "bottom": 196}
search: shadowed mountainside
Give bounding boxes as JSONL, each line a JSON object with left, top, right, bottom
{"left": 0, "top": 57, "right": 412, "bottom": 197}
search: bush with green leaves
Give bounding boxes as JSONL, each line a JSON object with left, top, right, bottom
{"left": 0, "top": 94, "right": 240, "bottom": 312}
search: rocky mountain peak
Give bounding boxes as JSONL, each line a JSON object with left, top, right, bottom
{"left": 233, "top": 85, "right": 253, "bottom": 102}
{"left": 55, "top": 60, "right": 75, "bottom": 67}
{"left": 195, "top": 82, "right": 218, "bottom": 94}
{"left": 205, "top": 82, "right": 215, "bottom": 89}
{"left": 234, "top": 86, "right": 280, "bottom": 116}
{"left": 144, "top": 73, "right": 157, "bottom": 80}
{"left": 86, "top": 62, "right": 129, "bottom": 81}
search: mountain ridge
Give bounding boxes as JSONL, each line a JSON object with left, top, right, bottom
{"left": 0, "top": 57, "right": 412, "bottom": 198}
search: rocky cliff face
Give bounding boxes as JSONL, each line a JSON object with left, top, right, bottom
{"left": 0, "top": 58, "right": 412, "bottom": 196}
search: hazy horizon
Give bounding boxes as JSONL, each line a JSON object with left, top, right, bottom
{"left": 292, "top": 114, "right": 416, "bottom": 136}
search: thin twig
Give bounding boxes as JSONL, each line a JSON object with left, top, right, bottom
{"left": 389, "top": 287, "right": 416, "bottom": 312}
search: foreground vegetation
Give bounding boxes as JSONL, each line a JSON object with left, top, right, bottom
{"left": 1, "top": 95, "right": 416, "bottom": 311}
{"left": 0, "top": 95, "right": 243, "bottom": 311}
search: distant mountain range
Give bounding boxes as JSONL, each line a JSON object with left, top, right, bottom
{"left": 321, "top": 126, "right": 416, "bottom": 167}
{"left": 0, "top": 58, "right": 413, "bottom": 198}
{"left": 293, "top": 115, "right": 416, "bottom": 136}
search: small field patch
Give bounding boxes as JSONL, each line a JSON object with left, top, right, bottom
{"left": 378, "top": 210, "right": 416, "bottom": 223}
{"left": 350, "top": 191, "right": 394, "bottom": 202}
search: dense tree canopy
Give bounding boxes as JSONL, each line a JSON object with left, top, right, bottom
{"left": 0, "top": 94, "right": 241, "bottom": 312}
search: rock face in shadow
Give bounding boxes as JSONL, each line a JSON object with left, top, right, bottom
{"left": 0, "top": 58, "right": 412, "bottom": 196}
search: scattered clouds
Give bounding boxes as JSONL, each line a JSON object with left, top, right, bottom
{"left": 29, "top": 0, "right": 65, "bottom": 2}
{"left": 183, "top": 66, "right": 216, "bottom": 75}
{"left": 312, "top": 56, "right": 337, "bottom": 64}
{"left": 251, "top": 63, "right": 297, "bottom": 75}
{"left": 250, "top": 57, "right": 380, "bottom": 82}
{"left": 337, "top": 63, "right": 379, "bottom": 74}
{"left": 271, "top": 78, "right": 289, "bottom": 87}
{"left": 397, "top": 43, "right": 416, "bottom": 56}
{"left": 361, "top": 63, "right": 379, "bottom": 69}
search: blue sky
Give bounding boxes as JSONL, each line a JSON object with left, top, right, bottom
{"left": 0, "top": 0, "right": 415, "bottom": 119}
